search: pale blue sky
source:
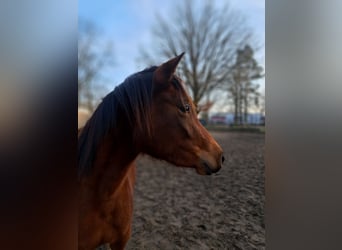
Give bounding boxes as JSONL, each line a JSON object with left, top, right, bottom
{"left": 79, "top": 0, "right": 265, "bottom": 111}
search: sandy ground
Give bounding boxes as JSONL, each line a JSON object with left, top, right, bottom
{"left": 121, "top": 132, "right": 265, "bottom": 250}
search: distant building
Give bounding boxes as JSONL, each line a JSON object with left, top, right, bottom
{"left": 209, "top": 113, "right": 265, "bottom": 125}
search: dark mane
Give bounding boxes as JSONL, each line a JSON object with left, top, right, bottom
{"left": 78, "top": 66, "right": 157, "bottom": 177}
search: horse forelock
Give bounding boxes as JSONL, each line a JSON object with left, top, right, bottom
{"left": 78, "top": 66, "right": 157, "bottom": 177}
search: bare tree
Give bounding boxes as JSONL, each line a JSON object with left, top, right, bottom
{"left": 229, "top": 45, "right": 264, "bottom": 125}
{"left": 78, "top": 19, "right": 114, "bottom": 112}
{"left": 139, "top": 0, "right": 253, "bottom": 112}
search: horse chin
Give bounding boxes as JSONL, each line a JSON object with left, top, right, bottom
{"left": 195, "top": 161, "right": 219, "bottom": 176}
{"left": 195, "top": 166, "right": 210, "bottom": 175}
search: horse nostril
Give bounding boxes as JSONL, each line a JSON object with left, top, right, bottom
{"left": 221, "top": 155, "right": 225, "bottom": 164}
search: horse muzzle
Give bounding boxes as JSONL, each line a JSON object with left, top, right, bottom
{"left": 195, "top": 153, "right": 224, "bottom": 175}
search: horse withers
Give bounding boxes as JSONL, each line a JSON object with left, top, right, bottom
{"left": 78, "top": 53, "right": 224, "bottom": 250}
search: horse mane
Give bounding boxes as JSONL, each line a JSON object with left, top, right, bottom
{"left": 78, "top": 66, "right": 157, "bottom": 177}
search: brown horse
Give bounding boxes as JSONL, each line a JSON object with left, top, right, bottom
{"left": 78, "top": 53, "right": 224, "bottom": 250}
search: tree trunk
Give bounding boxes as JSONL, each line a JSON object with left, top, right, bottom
{"left": 234, "top": 95, "right": 239, "bottom": 125}
{"left": 244, "top": 94, "right": 248, "bottom": 125}
{"left": 238, "top": 85, "right": 243, "bottom": 125}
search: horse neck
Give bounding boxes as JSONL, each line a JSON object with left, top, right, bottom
{"left": 83, "top": 124, "right": 138, "bottom": 200}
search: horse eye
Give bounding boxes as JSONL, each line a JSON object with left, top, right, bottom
{"left": 179, "top": 103, "right": 190, "bottom": 113}
{"left": 184, "top": 104, "right": 190, "bottom": 112}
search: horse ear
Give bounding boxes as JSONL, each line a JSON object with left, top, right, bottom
{"left": 154, "top": 52, "right": 185, "bottom": 84}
